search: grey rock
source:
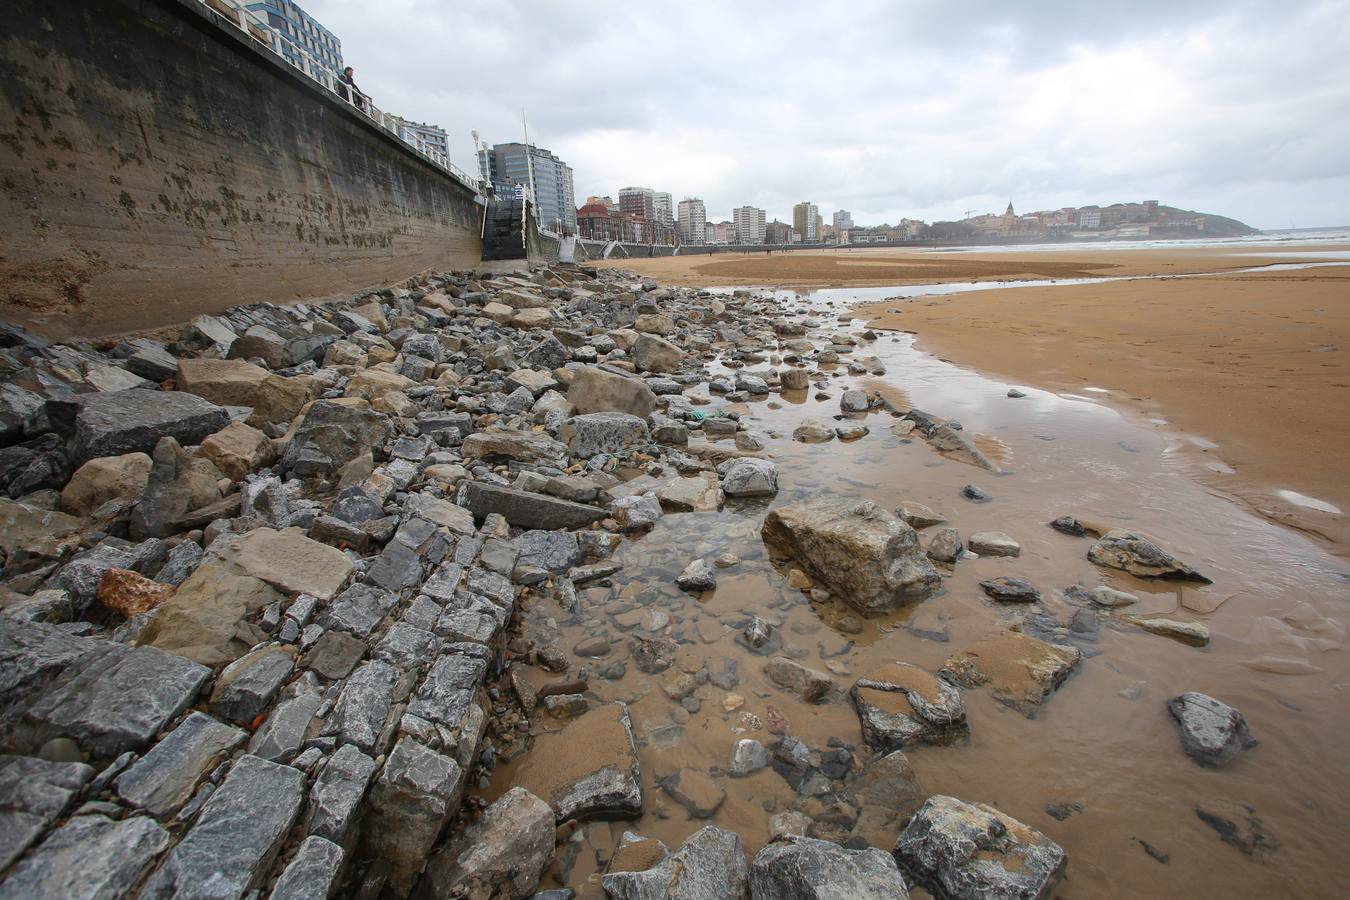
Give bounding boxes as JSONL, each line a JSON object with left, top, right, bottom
{"left": 840, "top": 389, "right": 870, "bottom": 413}
{"left": 209, "top": 646, "right": 295, "bottom": 725}
{"left": 512, "top": 530, "right": 583, "bottom": 573}
{"left": 155, "top": 539, "right": 203, "bottom": 586}
{"left": 559, "top": 412, "right": 650, "bottom": 458}
{"left": 926, "top": 527, "right": 963, "bottom": 563}
{"left": 979, "top": 577, "right": 1041, "bottom": 603}
{"left": 321, "top": 660, "right": 398, "bottom": 752}
{"left": 676, "top": 558, "right": 718, "bottom": 593}
{"left": 1168, "top": 692, "right": 1257, "bottom": 767}
{"left": 968, "top": 531, "right": 1020, "bottom": 557}
{"left": 361, "top": 736, "right": 464, "bottom": 895}
{"left": 141, "top": 755, "right": 305, "bottom": 899}
{"left": 307, "top": 743, "right": 377, "bottom": 847}
{"left": 602, "top": 825, "right": 748, "bottom": 899}
{"left": 852, "top": 750, "right": 924, "bottom": 835}
{"left": 729, "top": 739, "right": 769, "bottom": 777}
{"left": 1088, "top": 530, "right": 1210, "bottom": 582}
{"left": 851, "top": 662, "right": 968, "bottom": 750}
{"left": 0, "top": 814, "right": 169, "bottom": 900}
{"left": 927, "top": 424, "right": 1001, "bottom": 472}
{"left": 718, "top": 457, "right": 779, "bottom": 497}
{"left": 24, "top": 644, "right": 210, "bottom": 757}
{"left": 422, "top": 786, "right": 555, "bottom": 900}
{"left": 459, "top": 481, "right": 606, "bottom": 530}
{"left": 365, "top": 540, "right": 426, "bottom": 593}
{"left": 249, "top": 689, "right": 322, "bottom": 763}
{"left": 749, "top": 835, "right": 909, "bottom": 899}
{"left": 317, "top": 582, "right": 399, "bottom": 638}
{"left": 0, "top": 755, "right": 95, "bottom": 871}
{"left": 764, "top": 657, "right": 835, "bottom": 703}
{"left": 614, "top": 494, "right": 663, "bottom": 532}
{"left": 279, "top": 400, "right": 392, "bottom": 477}
{"left": 761, "top": 499, "right": 941, "bottom": 614}
{"left": 406, "top": 647, "right": 488, "bottom": 739}
{"left": 71, "top": 390, "right": 230, "bottom": 464}
{"left": 301, "top": 630, "right": 366, "bottom": 680}
{"left": 114, "top": 711, "right": 244, "bottom": 816}
{"left": 50, "top": 544, "right": 135, "bottom": 613}
{"left": 461, "top": 427, "right": 569, "bottom": 468}
{"left": 894, "top": 795, "right": 1066, "bottom": 900}
{"left": 631, "top": 334, "right": 684, "bottom": 374}
{"left": 374, "top": 622, "right": 441, "bottom": 669}
{"left": 270, "top": 835, "right": 344, "bottom": 900}
{"left": 567, "top": 366, "right": 656, "bottom": 418}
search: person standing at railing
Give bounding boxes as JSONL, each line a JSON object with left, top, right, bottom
{"left": 337, "top": 66, "right": 368, "bottom": 112}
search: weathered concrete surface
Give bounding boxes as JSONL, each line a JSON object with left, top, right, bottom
{"left": 0, "top": 0, "right": 482, "bottom": 339}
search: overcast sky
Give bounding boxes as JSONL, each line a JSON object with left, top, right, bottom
{"left": 311, "top": 0, "right": 1350, "bottom": 229}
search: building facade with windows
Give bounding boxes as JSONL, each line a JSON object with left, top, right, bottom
{"left": 765, "top": 220, "right": 791, "bottom": 244}
{"left": 244, "top": 1, "right": 342, "bottom": 84}
{"left": 653, "top": 192, "right": 674, "bottom": 226}
{"left": 793, "top": 202, "right": 819, "bottom": 241}
{"left": 619, "top": 187, "right": 656, "bottom": 222}
{"left": 733, "top": 206, "right": 766, "bottom": 244}
{"left": 388, "top": 117, "right": 449, "bottom": 160}
{"left": 677, "top": 198, "right": 706, "bottom": 245}
{"left": 478, "top": 142, "right": 577, "bottom": 232}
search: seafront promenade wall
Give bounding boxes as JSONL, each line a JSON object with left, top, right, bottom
{"left": 0, "top": 0, "right": 483, "bottom": 339}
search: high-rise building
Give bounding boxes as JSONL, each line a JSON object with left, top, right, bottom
{"left": 765, "top": 220, "right": 791, "bottom": 244}
{"left": 387, "top": 117, "right": 449, "bottom": 160}
{"left": 733, "top": 206, "right": 766, "bottom": 244}
{"left": 793, "top": 202, "right": 819, "bottom": 241}
{"left": 478, "top": 142, "right": 577, "bottom": 232}
{"left": 833, "top": 209, "right": 853, "bottom": 232}
{"left": 619, "top": 187, "right": 656, "bottom": 222}
{"left": 245, "top": 1, "right": 343, "bottom": 84}
{"left": 678, "top": 198, "right": 706, "bottom": 245}
{"left": 653, "top": 192, "right": 674, "bottom": 226}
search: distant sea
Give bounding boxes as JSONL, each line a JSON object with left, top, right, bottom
{"left": 934, "top": 226, "right": 1350, "bottom": 255}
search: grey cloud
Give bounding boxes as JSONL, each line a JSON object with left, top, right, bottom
{"left": 312, "top": 0, "right": 1349, "bottom": 227}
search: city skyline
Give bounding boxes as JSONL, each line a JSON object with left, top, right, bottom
{"left": 305, "top": 0, "right": 1349, "bottom": 229}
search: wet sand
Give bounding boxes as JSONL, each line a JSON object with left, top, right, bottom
{"left": 588, "top": 245, "right": 1348, "bottom": 289}
{"left": 488, "top": 297, "right": 1350, "bottom": 899}
{"left": 855, "top": 267, "right": 1350, "bottom": 550}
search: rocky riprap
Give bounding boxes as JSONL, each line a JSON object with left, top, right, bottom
{"left": 0, "top": 263, "right": 1245, "bottom": 897}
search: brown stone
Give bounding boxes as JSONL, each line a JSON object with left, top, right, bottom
{"left": 97, "top": 567, "right": 176, "bottom": 616}
{"left": 197, "top": 422, "right": 275, "bottom": 481}
{"left": 59, "top": 452, "right": 152, "bottom": 517}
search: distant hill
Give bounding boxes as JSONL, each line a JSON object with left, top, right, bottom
{"left": 932, "top": 199, "right": 1259, "bottom": 241}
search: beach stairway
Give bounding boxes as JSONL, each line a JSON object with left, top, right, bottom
{"left": 481, "top": 198, "right": 528, "bottom": 261}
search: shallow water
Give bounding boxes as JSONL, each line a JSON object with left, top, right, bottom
{"left": 489, "top": 287, "right": 1350, "bottom": 898}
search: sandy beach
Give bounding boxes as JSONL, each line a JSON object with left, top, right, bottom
{"left": 594, "top": 245, "right": 1350, "bottom": 548}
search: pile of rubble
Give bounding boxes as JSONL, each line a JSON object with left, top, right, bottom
{"left": 0, "top": 263, "right": 1250, "bottom": 898}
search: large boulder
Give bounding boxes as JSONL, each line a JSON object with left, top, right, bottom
{"left": 175, "top": 358, "right": 318, "bottom": 426}
{"left": 631, "top": 334, "right": 684, "bottom": 373}
{"left": 513, "top": 702, "right": 642, "bottom": 822}
{"left": 750, "top": 835, "right": 909, "bottom": 899}
{"left": 128, "top": 437, "right": 225, "bottom": 540}
{"left": 851, "top": 662, "right": 968, "bottom": 750}
{"left": 71, "top": 390, "right": 230, "bottom": 464}
{"left": 718, "top": 457, "right": 779, "bottom": 497}
{"left": 603, "top": 826, "right": 748, "bottom": 899}
{"left": 762, "top": 499, "right": 941, "bottom": 613}
{"left": 137, "top": 563, "right": 287, "bottom": 666}
{"left": 458, "top": 482, "right": 606, "bottom": 530}
{"left": 197, "top": 422, "right": 275, "bottom": 481}
{"left": 559, "top": 413, "right": 650, "bottom": 458}
{"left": 421, "top": 786, "right": 554, "bottom": 899}
{"left": 59, "top": 452, "right": 151, "bottom": 516}
{"left": 461, "top": 427, "right": 570, "bottom": 468}
{"left": 361, "top": 737, "right": 465, "bottom": 895}
{"left": 279, "top": 400, "right": 391, "bottom": 477}
{"left": 941, "top": 632, "right": 1080, "bottom": 718}
{"left": 893, "top": 795, "right": 1066, "bottom": 900}
{"left": 566, "top": 366, "right": 656, "bottom": 417}
{"left": 1087, "top": 530, "right": 1209, "bottom": 582}
{"left": 1167, "top": 692, "right": 1257, "bottom": 767}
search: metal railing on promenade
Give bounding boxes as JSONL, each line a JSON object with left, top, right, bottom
{"left": 194, "top": 0, "right": 484, "bottom": 195}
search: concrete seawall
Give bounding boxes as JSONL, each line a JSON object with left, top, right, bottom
{"left": 0, "top": 0, "right": 483, "bottom": 339}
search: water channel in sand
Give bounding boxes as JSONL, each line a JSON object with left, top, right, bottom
{"left": 487, "top": 281, "right": 1349, "bottom": 898}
